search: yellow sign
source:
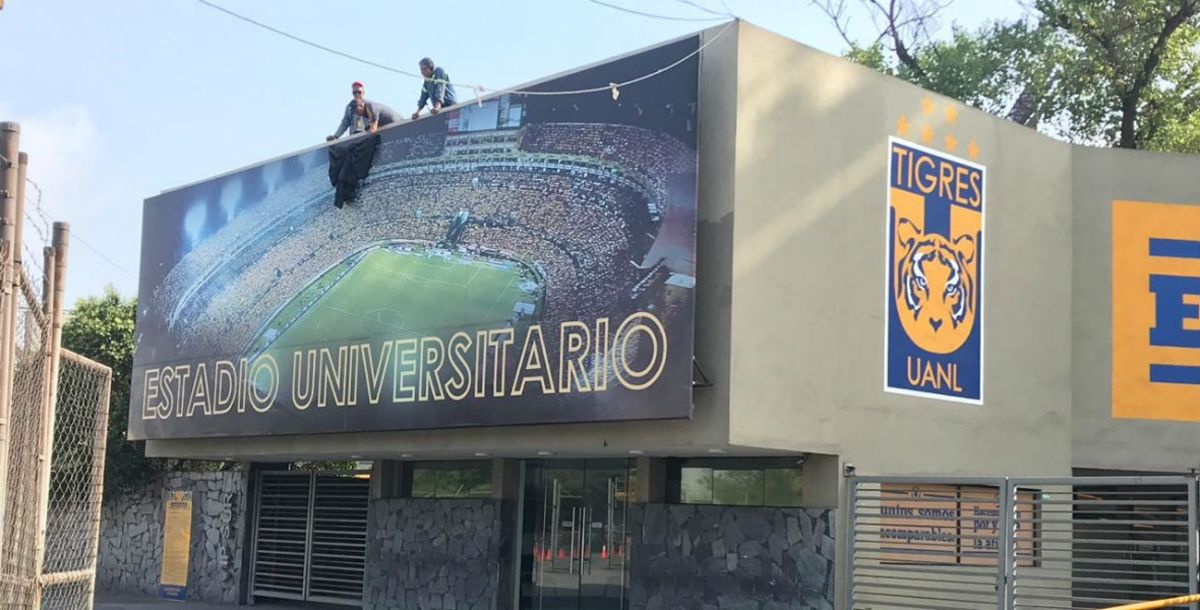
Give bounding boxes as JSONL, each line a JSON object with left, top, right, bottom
{"left": 159, "top": 490, "right": 192, "bottom": 600}
{"left": 1112, "top": 200, "right": 1200, "bottom": 421}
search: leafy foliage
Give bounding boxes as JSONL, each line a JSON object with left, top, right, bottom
{"left": 826, "top": 0, "right": 1200, "bottom": 151}
{"left": 61, "top": 287, "right": 223, "bottom": 493}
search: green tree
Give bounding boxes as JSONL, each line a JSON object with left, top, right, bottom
{"left": 61, "top": 288, "right": 227, "bottom": 492}
{"left": 60, "top": 286, "right": 149, "bottom": 492}
{"left": 817, "top": 0, "right": 1200, "bottom": 151}
{"left": 1037, "top": 0, "right": 1200, "bottom": 149}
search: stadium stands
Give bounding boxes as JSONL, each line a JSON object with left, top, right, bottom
{"left": 147, "top": 123, "right": 696, "bottom": 358}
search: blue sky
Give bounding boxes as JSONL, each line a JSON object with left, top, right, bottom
{"left": 0, "top": 0, "right": 1024, "bottom": 306}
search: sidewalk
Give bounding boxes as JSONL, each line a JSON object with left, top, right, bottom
{"left": 93, "top": 593, "right": 297, "bottom": 609}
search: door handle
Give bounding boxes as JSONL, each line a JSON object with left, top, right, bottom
{"left": 568, "top": 507, "right": 577, "bottom": 575}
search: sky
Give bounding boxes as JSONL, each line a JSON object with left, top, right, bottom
{"left": 0, "top": 0, "right": 1025, "bottom": 307}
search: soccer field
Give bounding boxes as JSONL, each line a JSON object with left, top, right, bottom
{"left": 250, "top": 245, "right": 541, "bottom": 353}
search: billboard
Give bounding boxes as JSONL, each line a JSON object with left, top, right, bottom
{"left": 1112, "top": 200, "right": 1200, "bottom": 421}
{"left": 129, "top": 36, "right": 700, "bottom": 440}
{"left": 885, "top": 137, "right": 986, "bottom": 403}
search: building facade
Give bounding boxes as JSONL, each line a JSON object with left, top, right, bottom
{"left": 105, "top": 20, "right": 1200, "bottom": 610}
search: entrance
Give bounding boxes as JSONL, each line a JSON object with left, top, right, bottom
{"left": 250, "top": 470, "right": 370, "bottom": 606}
{"left": 517, "top": 460, "right": 633, "bottom": 610}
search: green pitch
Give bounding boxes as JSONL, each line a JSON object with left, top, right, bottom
{"left": 248, "top": 245, "right": 541, "bottom": 354}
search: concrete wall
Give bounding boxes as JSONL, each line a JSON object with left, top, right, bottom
{"left": 96, "top": 471, "right": 248, "bottom": 604}
{"left": 724, "top": 22, "right": 1073, "bottom": 478}
{"left": 629, "top": 504, "right": 835, "bottom": 610}
{"left": 143, "top": 24, "right": 741, "bottom": 463}
{"left": 1071, "top": 146, "right": 1200, "bottom": 472}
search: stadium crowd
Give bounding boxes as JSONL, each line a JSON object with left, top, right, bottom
{"left": 151, "top": 123, "right": 695, "bottom": 358}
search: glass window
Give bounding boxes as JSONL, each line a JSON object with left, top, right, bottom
{"left": 764, "top": 468, "right": 804, "bottom": 506}
{"left": 674, "top": 457, "right": 805, "bottom": 507}
{"left": 680, "top": 467, "right": 713, "bottom": 504}
{"left": 714, "top": 469, "right": 764, "bottom": 506}
{"left": 410, "top": 461, "right": 493, "bottom": 498}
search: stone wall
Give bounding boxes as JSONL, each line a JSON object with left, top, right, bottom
{"left": 365, "top": 498, "right": 514, "bottom": 610}
{"left": 629, "top": 504, "right": 835, "bottom": 610}
{"left": 96, "top": 471, "right": 248, "bottom": 604}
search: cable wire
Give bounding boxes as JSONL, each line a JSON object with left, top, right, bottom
{"left": 191, "top": 0, "right": 733, "bottom": 97}
{"left": 587, "top": 0, "right": 727, "bottom": 21}
{"left": 72, "top": 233, "right": 136, "bottom": 279}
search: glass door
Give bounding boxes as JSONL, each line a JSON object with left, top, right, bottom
{"left": 518, "top": 460, "right": 632, "bottom": 610}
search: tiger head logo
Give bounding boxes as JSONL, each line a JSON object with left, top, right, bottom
{"left": 893, "top": 218, "right": 977, "bottom": 354}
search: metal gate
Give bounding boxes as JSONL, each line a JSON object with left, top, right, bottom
{"left": 846, "top": 476, "right": 1199, "bottom": 610}
{"left": 250, "top": 470, "right": 370, "bottom": 606}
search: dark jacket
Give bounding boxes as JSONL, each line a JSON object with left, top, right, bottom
{"left": 327, "top": 134, "right": 380, "bottom": 208}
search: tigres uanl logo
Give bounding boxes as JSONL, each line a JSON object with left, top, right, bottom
{"left": 893, "top": 218, "right": 977, "bottom": 354}
{"left": 885, "top": 136, "right": 985, "bottom": 403}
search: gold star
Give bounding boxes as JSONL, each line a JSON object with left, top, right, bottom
{"left": 945, "top": 132, "right": 958, "bottom": 151}
{"left": 921, "top": 124, "right": 934, "bottom": 144}
{"left": 945, "top": 104, "right": 958, "bottom": 124}
{"left": 897, "top": 114, "right": 910, "bottom": 136}
{"left": 967, "top": 139, "right": 980, "bottom": 160}
{"left": 921, "top": 96, "right": 935, "bottom": 117}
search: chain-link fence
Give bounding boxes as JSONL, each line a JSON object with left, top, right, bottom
{"left": 0, "top": 264, "right": 112, "bottom": 610}
{"left": 39, "top": 350, "right": 112, "bottom": 608}
{"left": 0, "top": 268, "right": 52, "bottom": 608}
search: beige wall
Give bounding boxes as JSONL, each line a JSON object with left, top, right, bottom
{"left": 1071, "top": 146, "right": 1200, "bottom": 473}
{"left": 725, "top": 23, "right": 1074, "bottom": 477}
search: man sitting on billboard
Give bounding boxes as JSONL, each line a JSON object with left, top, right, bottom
{"left": 327, "top": 81, "right": 398, "bottom": 141}
{"left": 412, "top": 58, "right": 457, "bottom": 119}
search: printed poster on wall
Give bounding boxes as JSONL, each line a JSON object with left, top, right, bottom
{"left": 159, "top": 490, "right": 192, "bottom": 600}
{"left": 128, "top": 35, "right": 701, "bottom": 440}
{"left": 885, "top": 137, "right": 986, "bottom": 403}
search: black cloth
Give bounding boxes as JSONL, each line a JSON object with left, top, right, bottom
{"left": 327, "top": 133, "right": 380, "bottom": 208}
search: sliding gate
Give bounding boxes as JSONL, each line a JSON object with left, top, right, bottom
{"left": 846, "top": 476, "right": 1199, "bottom": 610}
{"left": 250, "top": 470, "right": 370, "bottom": 606}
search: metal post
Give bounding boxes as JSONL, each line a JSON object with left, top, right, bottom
{"left": 31, "top": 222, "right": 69, "bottom": 607}
{"left": 42, "top": 246, "right": 53, "bottom": 316}
{"left": 0, "top": 121, "right": 20, "bottom": 565}
{"left": 1189, "top": 476, "right": 1198, "bottom": 610}
{"left": 1000, "top": 479, "right": 1014, "bottom": 610}
{"left": 13, "top": 152, "right": 25, "bottom": 272}
{"left": 843, "top": 476, "right": 857, "bottom": 610}
{"left": 85, "top": 367, "right": 112, "bottom": 610}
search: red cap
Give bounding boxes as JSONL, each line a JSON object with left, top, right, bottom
{"left": 352, "top": 81, "right": 364, "bottom": 89}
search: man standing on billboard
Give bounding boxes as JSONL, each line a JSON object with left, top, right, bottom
{"left": 412, "top": 58, "right": 457, "bottom": 119}
{"left": 327, "top": 81, "right": 398, "bottom": 141}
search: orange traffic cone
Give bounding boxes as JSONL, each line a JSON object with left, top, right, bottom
{"left": 601, "top": 545, "right": 608, "bottom": 559}
{"left": 558, "top": 548, "right": 566, "bottom": 560}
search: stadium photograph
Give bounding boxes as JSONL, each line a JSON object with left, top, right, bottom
{"left": 130, "top": 37, "right": 701, "bottom": 439}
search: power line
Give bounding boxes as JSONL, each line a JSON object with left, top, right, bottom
{"left": 588, "top": 0, "right": 728, "bottom": 21}
{"left": 191, "top": 0, "right": 733, "bottom": 98}
{"left": 72, "top": 233, "right": 136, "bottom": 279}
{"left": 672, "top": 0, "right": 735, "bottom": 18}
{"left": 192, "top": 0, "right": 424, "bottom": 80}
{"left": 23, "top": 175, "right": 137, "bottom": 279}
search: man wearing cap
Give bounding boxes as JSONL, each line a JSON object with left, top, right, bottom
{"left": 412, "top": 58, "right": 457, "bottom": 120}
{"left": 327, "top": 81, "right": 399, "bottom": 141}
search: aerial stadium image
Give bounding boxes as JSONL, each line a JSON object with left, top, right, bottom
{"left": 129, "top": 37, "right": 700, "bottom": 440}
